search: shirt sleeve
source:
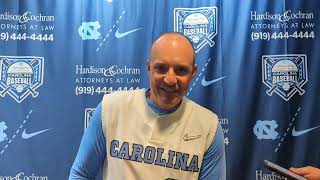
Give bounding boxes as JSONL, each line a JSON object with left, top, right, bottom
{"left": 199, "top": 123, "right": 226, "bottom": 180}
{"left": 69, "top": 103, "right": 106, "bottom": 180}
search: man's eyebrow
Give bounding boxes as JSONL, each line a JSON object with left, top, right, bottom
{"left": 176, "top": 64, "right": 190, "bottom": 67}
{"left": 153, "top": 62, "right": 166, "bottom": 65}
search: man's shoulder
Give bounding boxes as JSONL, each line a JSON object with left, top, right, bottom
{"left": 185, "top": 98, "right": 218, "bottom": 121}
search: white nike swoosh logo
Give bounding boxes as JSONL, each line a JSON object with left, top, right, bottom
{"left": 115, "top": 28, "right": 142, "bottom": 39}
{"left": 22, "top": 128, "right": 50, "bottom": 139}
{"left": 292, "top": 126, "right": 320, "bottom": 136}
{"left": 201, "top": 76, "right": 227, "bottom": 87}
{"left": 183, "top": 134, "right": 201, "bottom": 141}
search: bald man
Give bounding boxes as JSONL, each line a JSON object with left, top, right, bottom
{"left": 69, "top": 32, "right": 226, "bottom": 180}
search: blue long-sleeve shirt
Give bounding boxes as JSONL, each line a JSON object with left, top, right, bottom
{"left": 69, "top": 97, "right": 226, "bottom": 180}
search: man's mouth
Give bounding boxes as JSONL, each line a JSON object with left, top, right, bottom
{"left": 161, "top": 87, "right": 177, "bottom": 94}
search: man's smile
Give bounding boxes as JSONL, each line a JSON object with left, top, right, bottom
{"left": 161, "top": 87, "right": 178, "bottom": 94}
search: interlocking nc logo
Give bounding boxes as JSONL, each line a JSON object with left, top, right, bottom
{"left": 78, "top": 21, "right": 101, "bottom": 40}
{"left": 253, "top": 120, "right": 279, "bottom": 140}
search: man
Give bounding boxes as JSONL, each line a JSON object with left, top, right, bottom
{"left": 290, "top": 166, "right": 320, "bottom": 180}
{"left": 69, "top": 32, "right": 226, "bottom": 180}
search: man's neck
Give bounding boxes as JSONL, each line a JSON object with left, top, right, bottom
{"left": 145, "top": 89, "right": 179, "bottom": 115}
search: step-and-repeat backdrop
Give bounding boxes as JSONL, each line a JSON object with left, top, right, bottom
{"left": 0, "top": 0, "right": 319, "bottom": 179}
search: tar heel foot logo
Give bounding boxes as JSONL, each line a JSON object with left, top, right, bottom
{"left": 174, "top": 7, "right": 218, "bottom": 53}
{"left": 262, "top": 54, "right": 308, "bottom": 101}
{"left": 78, "top": 21, "right": 101, "bottom": 40}
{"left": 0, "top": 56, "right": 44, "bottom": 103}
{"left": 84, "top": 108, "right": 96, "bottom": 130}
{"left": 253, "top": 120, "right": 279, "bottom": 140}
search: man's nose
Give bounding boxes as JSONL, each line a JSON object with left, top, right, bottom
{"left": 164, "top": 70, "right": 177, "bottom": 86}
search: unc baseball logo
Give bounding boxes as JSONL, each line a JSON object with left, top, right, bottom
{"left": 84, "top": 108, "right": 95, "bottom": 129}
{"left": 262, "top": 54, "right": 308, "bottom": 101}
{"left": 174, "top": 7, "right": 218, "bottom": 53}
{"left": 0, "top": 56, "right": 44, "bottom": 103}
{"left": 78, "top": 21, "right": 101, "bottom": 40}
{"left": 253, "top": 120, "right": 278, "bottom": 140}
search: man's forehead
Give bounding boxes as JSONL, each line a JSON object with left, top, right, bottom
{"left": 149, "top": 33, "right": 195, "bottom": 65}
{"left": 151, "top": 33, "right": 194, "bottom": 50}
{"left": 149, "top": 57, "right": 194, "bottom": 67}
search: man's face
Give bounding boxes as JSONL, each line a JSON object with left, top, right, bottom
{"left": 147, "top": 34, "right": 197, "bottom": 109}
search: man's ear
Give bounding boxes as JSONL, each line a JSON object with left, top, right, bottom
{"left": 147, "top": 59, "right": 151, "bottom": 73}
{"left": 192, "top": 64, "right": 198, "bottom": 78}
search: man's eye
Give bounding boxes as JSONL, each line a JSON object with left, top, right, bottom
{"left": 154, "top": 65, "right": 167, "bottom": 73}
{"left": 175, "top": 67, "right": 189, "bottom": 75}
